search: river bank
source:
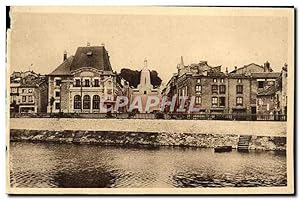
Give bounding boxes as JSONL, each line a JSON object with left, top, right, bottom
{"left": 9, "top": 118, "right": 287, "bottom": 150}
{"left": 10, "top": 129, "right": 286, "bottom": 151}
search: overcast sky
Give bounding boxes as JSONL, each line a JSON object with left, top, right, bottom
{"left": 9, "top": 7, "right": 293, "bottom": 83}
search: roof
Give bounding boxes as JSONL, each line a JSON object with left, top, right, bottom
{"left": 230, "top": 63, "right": 264, "bottom": 74}
{"left": 70, "top": 46, "right": 112, "bottom": 72}
{"left": 257, "top": 85, "right": 277, "bottom": 96}
{"left": 19, "top": 75, "right": 47, "bottom": 88}
{"left": 252, "top": 72, "right": 281, "bottom": 79}
{"left": 49, "top": 56, "right": 74, "bottom": 76}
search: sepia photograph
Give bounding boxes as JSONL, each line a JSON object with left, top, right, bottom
{"left": 6, "top": 6, "right": 294, "bottom": 195}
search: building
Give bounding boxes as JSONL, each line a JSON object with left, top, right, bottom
{"left": 255, "top": 64, "right": 288, "bottom": 120}
{"left": 275, "top": 64, "right": 288, "bottom": 115}
{"left": 47, "top": 44, "right": 124, "bottom": 113}
{"left": 131, "top": 59, "right": 161, "bottom": 113}
{"left": 229, "top": 61, "right": 281, "bottom": 116}
{"left": 10, "top": 71, "right": 48, "bottom": 113}
{"left": 164, "top": 57, "right": 227, "bottom": 113}
{"left": 163, "top": 57, "right": 285, "bottom": 116}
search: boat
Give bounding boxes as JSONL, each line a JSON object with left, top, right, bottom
{"left": 214, "top": 146, "right": 232, "bottom": 153}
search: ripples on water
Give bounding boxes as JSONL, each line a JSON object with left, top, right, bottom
{"left": 9, "top": 142, "right": 287, "bottom": 188}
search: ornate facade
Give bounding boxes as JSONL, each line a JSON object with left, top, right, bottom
{"left": 47, "top": 44, "right": 123, "bottom": 113}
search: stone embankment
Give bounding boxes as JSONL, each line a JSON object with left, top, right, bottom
{"left": 10, "top": 118, "right": 287, "bottom": 150}
{"left": 10, "top": 129, "right": 286, "bottom": 151}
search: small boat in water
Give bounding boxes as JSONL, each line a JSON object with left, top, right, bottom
{"left": 214, "top": 146, "right": 232, "bottom": 153}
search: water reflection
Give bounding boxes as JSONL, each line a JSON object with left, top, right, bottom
{"left": 9, "top": 142, "right": 287, "bottom": 188}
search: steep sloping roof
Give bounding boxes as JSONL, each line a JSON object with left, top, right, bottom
{"left": 257, "top": 85, "right": 277, "bottom": 96}
{"left": 70, "top": 46, "right": 112, "bottom": 72}
{"left": 49, "top": 56, "right": 74, "bottom": 76}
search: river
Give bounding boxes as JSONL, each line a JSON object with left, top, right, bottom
{"left": 9, "top": 142, "right": 287, "bottom": 188}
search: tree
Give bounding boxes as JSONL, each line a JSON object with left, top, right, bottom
{"left": 119, "top": 68, "right": 162, "bottom": 88}
{"left": 150, "top": 70, "right": 162, "bottom": 88}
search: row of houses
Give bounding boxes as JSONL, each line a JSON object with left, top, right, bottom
{"left": 162, "top": 57, "right": 288, "bottom": 117}
{"left": 9, "top": 43, "right": 288, "bottom": 117}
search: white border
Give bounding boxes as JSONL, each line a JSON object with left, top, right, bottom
{"left": 1, "top": 1, "right": 299, "bottom": 200}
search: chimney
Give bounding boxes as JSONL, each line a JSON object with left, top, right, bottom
{"left": 225, "top": 67, "right": 228, "bottom": 75}
{"left": 87, "top": 42, "right": 90, "bottom": 46}
{"left": 180, "top": 56, "right": 184, "bottom": 67}
{"left": 264, "top": 61, "right": 270, "bottom": 72}
{"left": 63, "top": 50, "right": 67, "bottom": 61}
{"left": 234, "top": 66, "right": 237, "bottom": 71}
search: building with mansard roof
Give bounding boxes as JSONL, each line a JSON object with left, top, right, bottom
{"left": 47, "top": 44, "right": 124, "bottom": 113}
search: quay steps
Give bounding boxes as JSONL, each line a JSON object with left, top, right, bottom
{"left": 237, "top": 135, "right": 252, "bottom": 151}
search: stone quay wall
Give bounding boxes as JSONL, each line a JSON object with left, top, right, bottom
{"left": 9, "top": 118, "right": 287, "bottom": 150}
{"left": 10, "top": 129, "right": 286, "bottom": 151}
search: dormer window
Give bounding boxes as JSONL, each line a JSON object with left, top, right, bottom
{"left": 94, "top": 79, "right": 100, "bottom": 87}
{"left": 85, "top": 79, "right": 90, "bottom": 87}
{"left": 86, "top": 51, "right": 93, "bottom": 56}
{"left": 74, "top": 79, "right": 81, "bottom": 87}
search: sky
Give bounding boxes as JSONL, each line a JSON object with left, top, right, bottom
{"left": 9, "top": 7, "right": 293, "bottom": 84}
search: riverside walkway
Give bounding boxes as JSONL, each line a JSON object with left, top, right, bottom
{"left": 10, "top": 118, "right": 286, "bottom": 136}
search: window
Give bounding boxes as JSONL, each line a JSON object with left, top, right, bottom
{"left": 211, "top": 85, "right": 218, "bottom": 94}
{"left": 83, "top": 95, "right": 91, "bottom": 109}
{"left": 93, "top": 95, "right": 100, "bottom": 109}
{"left": 22, "top": 89, "right": 26, "bottom": 93}
{"left": 55, "top": 102, "right": 60, "bottom": 110}
{"left": 236, "top": 97, "right": 243, "bottom": 106}
{"left": 55, "top": 79, "right": 61, "bottom": 86}
{"left": 195, "top": 96, "right": 202, "bottom": 105}
{"left": 74, "top": 95, "right": 81, "bottom": 109}
{"left": 219, "top": 85, "right": 226, "bottom": 94}
{"left": 94, "top": 79, "right": 100, "bottom": 87}
{"left": 195, "top": 85, "right": 202, "bottom": 94}
{"left": 237, "top": 79, "right": 242, "bottom": 83}
{"left": 55, "top": 91, "right": 60, "bottom": 97}
{"left": 28, "top": 89, "right": 33, "bottom": 93}
{"left": 197, "top": 79, "right": 201, "bottom": 84}
{"left": 85, "top": 79, "right": 90, "bottom": 87}
{"left": 236, "top": 85, "right": 243, "bottom": 94}
{"left": 219, "top": 97, "right": 225, "bottom": 107}
{"left": 28, "top": 96, "right": 33, "bottom": 102}
{"left": 221, "top": 78, "right": 224, "bottom": 83}
{"left": 258, "top": 81, "right": 264, "bottom": 89}
{"left": 213, "top": 78, "right": 217, "bottom": 83}
{"left": 74, "top": 79, "right": 81, "bottom": 87}
{"left": 22, "top": 96, "right": 26, "bottom": 102}
{"left": 212, "top": 97, "right": 218, "bottom": 106}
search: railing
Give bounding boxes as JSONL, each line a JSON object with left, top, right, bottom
{"left": 10, "top": 112, "right": 287, "bottom": 121}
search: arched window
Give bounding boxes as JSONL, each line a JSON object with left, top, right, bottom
{"left": 74, "top": 95, "right": 81, "bottom": 109}
{"left": 93, "top": 95, "right": 100, "bottom": 109}
{"left": 83, "top": 95, "right": 91, "bottom": 109}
